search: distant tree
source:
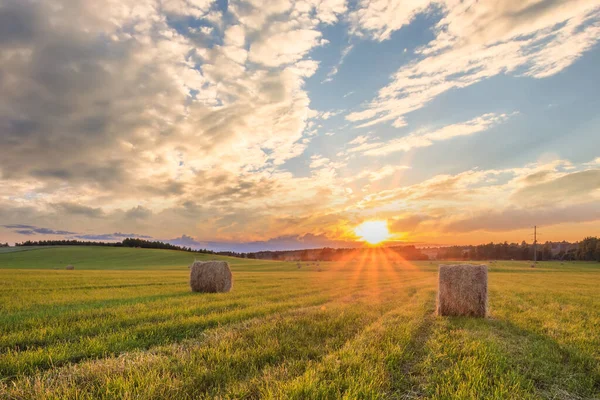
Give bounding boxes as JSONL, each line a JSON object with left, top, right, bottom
{"left": 542, "top": 242, "right": 553, "bottom": 261}
{"left": 564, "top": 248, "right": 577, "bottom": 261}
{"left": 320, "top": 247, "right": 334, "bottom": 261}
{"left": 521, "top": 246, "right": 531, "bottom": 260}
{"left": 577, "top": 237, "right": 599, "bottom": 261}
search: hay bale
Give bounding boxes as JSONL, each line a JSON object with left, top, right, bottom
{"left": 65, "top": 265, "right": 74, "bottom": 270}
{"left": 189, "top": 261, "right": 232, "bottom": 293}
{"left": 437, "top": 264, "right": 487, "bottom": 317}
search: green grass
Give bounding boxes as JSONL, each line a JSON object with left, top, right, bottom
{"left": 0, "top": 247, "right": 599, "bottom": 399}
{"left": 0, "top": 246, "right": 263, "bottom": 270}
{"left": 0, "top": 246, "right": 50, "bottom": 254}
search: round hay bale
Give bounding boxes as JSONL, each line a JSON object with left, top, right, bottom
{"left": 437, "top": 264, "right": 487, "bottom": 317}
{"left": 189, "top": 261, "right": 232, "bottom": 293}
{"left": 65, "top": 265, "right": 74, "bottom": 270}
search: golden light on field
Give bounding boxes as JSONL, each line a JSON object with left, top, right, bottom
{"left": 354, "top": 220, "right": 391, "bottom": 245}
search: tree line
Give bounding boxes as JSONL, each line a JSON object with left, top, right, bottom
{"left": 10, "top": 237, "right": 600, "bottom": 262}
{"left": 11, "top": 239, "right": 428, "bottom": 260}
{"left": 14, "top": 238, "right": 220, "bottom": 255}
{"left": 434, "top": 237, "right": 600, "bottom": 261}
{"left": 244, "top": 245, "right": 429, "bottom": 261}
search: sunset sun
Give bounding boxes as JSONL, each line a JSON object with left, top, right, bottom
{"left": 354, "top": 220, "right": 391, "bottom": 245}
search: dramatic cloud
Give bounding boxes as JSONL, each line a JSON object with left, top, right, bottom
{"left": 348, "top": 0, "right": 600, "bottom": 128}
{"left": 0, "top": 0, "right": 342, "bottom": 189}
{"left": 0, "top": 0, "right": 353, "bottom": 240}
{"left": 354, "top": 162, "right": 600, "bottom": 240}
{"left": 0, "top": 0, "right": 597, "bottom": 248}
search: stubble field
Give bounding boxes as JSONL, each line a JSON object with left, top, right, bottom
{"left": 0, "top": 246, "right": 599, "bottom": 399}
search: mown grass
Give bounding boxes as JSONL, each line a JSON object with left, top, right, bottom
{"left": 0, "top": 247, "right": 599, "bottom": 399}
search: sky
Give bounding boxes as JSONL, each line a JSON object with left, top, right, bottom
{"left": 0, "top": 0, "right": 599, "bottom": 251}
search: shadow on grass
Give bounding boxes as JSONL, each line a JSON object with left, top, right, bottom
{"left": 437, "top": 315, "right": 600, "bottom": 399}
{"left": 384, "top": 293, "right": 437, "bottom": 398}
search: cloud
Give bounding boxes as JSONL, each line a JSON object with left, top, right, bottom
{"left": 352, "top": 161, "right": 600, "bottom": 239}
{"left": 348, "top": 113, "right": 510, "bottom": 156}
{"left": 0, "top": 0, "right": 339, "bottom": 191}
{"left": 0, "top": 0, "right": 355, "bottom": 243}
{"left": 74, "top": 232, "right": 153, "bottom": 241}
{"left": 0, "top": 0, "right": 597, "bottom": 248}
{"left": 166, "top": 232, "right": 361, "bottom": 252}
{"left": 3, "top": 224, "right": 76, "bottom": 235}
{"left": 317, "top": 110, "right": 343, "bottom": 120}
{"left": 249, "top": 28, "right": 325, "bottom": 67}
{"left": 124, "top": 206, "right": 153, "bottom": 220}
{"left": 347, "top": 0, "right": 600, "bottom": 128}
{"left": 348, "top": 135, "right": 371, "bottom": 145}
{"left": 161, "top": 0, "right": 215, "bottom": 18}
{"left": 349, "top": 0, "right": 435, "bottom": 41}
{"left": 352, "top": 165, "right": 411, "bottom": 181}
{"left": 15, "top": 230, "right": 36, "bottom": 236}
{"left": 52, "top": 203, "right": 105, "bottom": 218}
{"left": 511, "top": 169, "right": 600, "bottom": 206}
{"left": 164, "top": 234, "right": 205, "bottom": 248}
{"left": 443, "top": 202, "right": 600, "bottom": 233}
{"left": 30, "top": 227, "right": 76, "bottom": 235}
{"left": 322, "top": 43, "right": 353, "bottom": 83}
{"left": 2, "top": 223, "right": 152, "bottom": 239}
{"left": 390, "top": 215, "right": 429, "bottom": 232}
{"left": 2, "top": 224, "right": 36, "bottom": 230}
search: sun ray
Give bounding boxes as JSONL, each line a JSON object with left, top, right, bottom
{"left": 378, "top": 246, "right": 401, "bottom": 284}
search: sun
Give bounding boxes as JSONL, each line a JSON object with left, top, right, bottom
{"left": 354, "top": 220, "right": 391, "bottom": 245}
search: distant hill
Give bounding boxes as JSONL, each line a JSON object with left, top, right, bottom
{"left": 0, "top": 246, "right": 257, "bottom": 270}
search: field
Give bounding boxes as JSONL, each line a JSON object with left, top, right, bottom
{"left": 1, "top": 247, "right": 599, "bottom": 399}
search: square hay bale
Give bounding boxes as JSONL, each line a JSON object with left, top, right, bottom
{"left": 437, "top": 264, "right": 487, "bottom": 317}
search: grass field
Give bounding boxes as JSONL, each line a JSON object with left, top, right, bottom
{"left": 1, "top": 247, "right": 599, "bottom": 399}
